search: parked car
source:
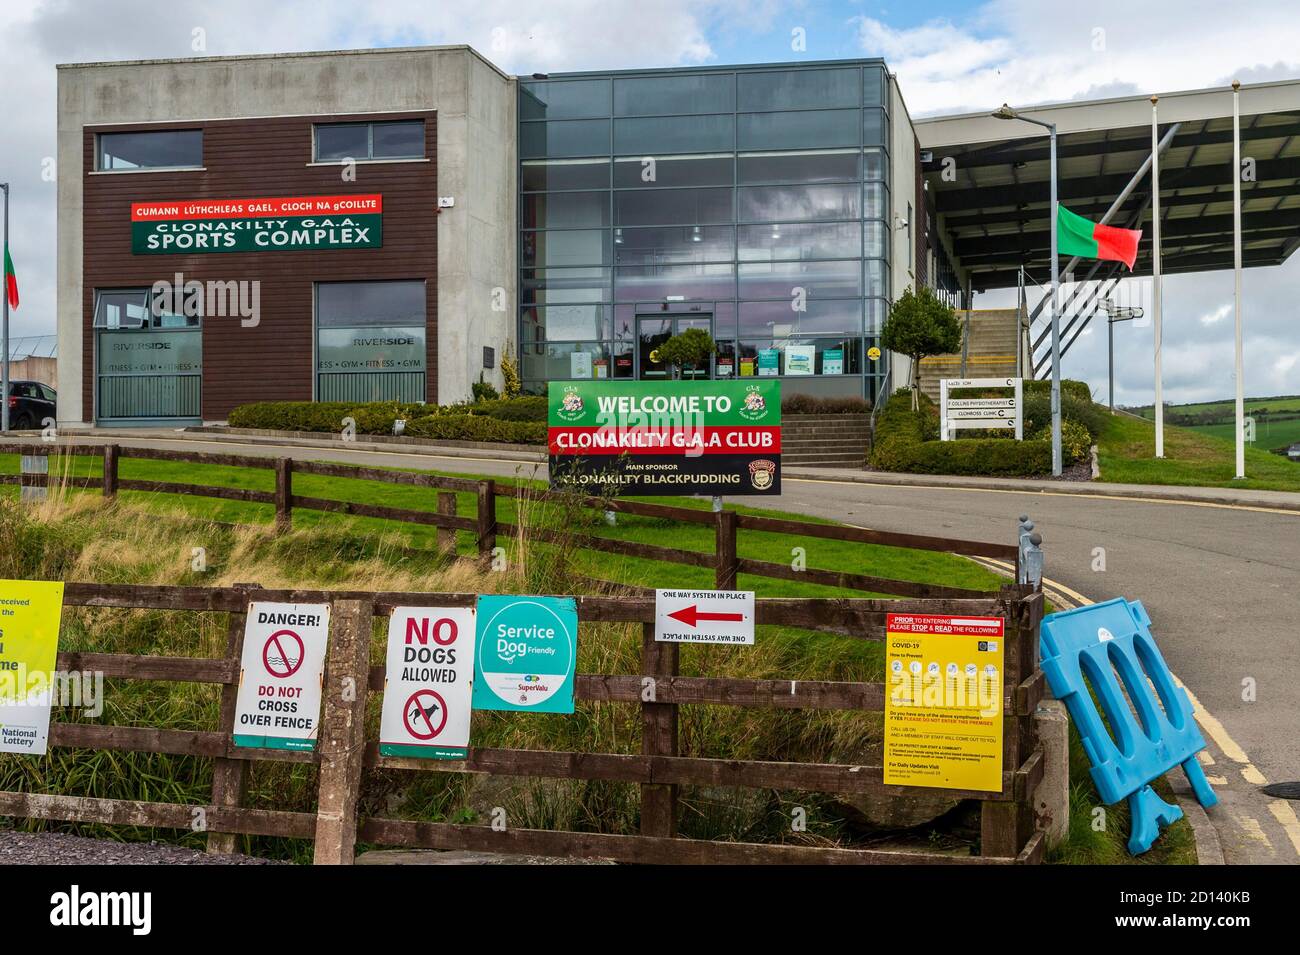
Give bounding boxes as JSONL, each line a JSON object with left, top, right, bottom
{"left": 5, "top": 379, "right": 57, "bottom": 430}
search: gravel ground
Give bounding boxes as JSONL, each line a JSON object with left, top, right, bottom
{"left": 0, "top": 830, "right": 288, "bottom": 865}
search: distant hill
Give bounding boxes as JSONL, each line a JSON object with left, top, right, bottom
{"left": 1122, "top": 395, "right": 1300, "bottom": 452}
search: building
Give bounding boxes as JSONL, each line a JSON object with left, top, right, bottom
{"left": 54, "top": 47, "right": 1300, "bottom": 426}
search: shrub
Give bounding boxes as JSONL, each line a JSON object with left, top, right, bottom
{"left": 404, "top": 415, "right": 545, "bottom": 444}
{"left": 1034, "top": 419, "right": 1093, "bottom": 464}
{"left": 1021, "top": 391, "right": 1107, "bottom": 442}
{"left": 227, "top": 397, "right": 548, "bottom": 443}
{"left": 471, "top": 375, "right": 500, "bottom": 402}
{"left": 1023, "top": 378, "right": 1093, "bottom": 405}
{"left": 781, "top": 394, "right": 871, "bottom": 415}
{"left": 656, "top": 327, "right": 716, "bottom": 378}
{"left": 870, "top": 389, "right": 1053, "bottom": 477}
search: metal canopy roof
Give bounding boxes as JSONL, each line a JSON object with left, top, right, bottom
{"left": 915, "top": 79, "right": 1300, "bottom": 291}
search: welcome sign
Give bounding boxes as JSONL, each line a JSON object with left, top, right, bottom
{"left": 131, "top": 194, "right": 383, "bottom": 254}
{"left": 548, "top": 380, "right": 782, "bottom": 496}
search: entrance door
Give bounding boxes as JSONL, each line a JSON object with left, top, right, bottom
{"left": 636, "top": 314, "right": 712, "bottom": 380}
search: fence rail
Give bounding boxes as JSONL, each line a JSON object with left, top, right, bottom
{"left": 1, "top": 581, "right": 1046, "bottom": 865}
{"left": 1, "top": 442, "right": 1027, "bottom": 600}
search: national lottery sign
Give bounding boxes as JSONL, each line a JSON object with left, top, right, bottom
{"left": 548, "top": 380, "right": 781, "bottom": 496}
{"left": 130, "top": 194, "right": 383, "bottom": 254}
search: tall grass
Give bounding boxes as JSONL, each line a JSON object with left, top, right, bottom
{"left": 0, "top": 490, "right": 918, "bottom": 860}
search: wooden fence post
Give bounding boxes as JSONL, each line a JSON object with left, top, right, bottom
{"left": 980, "top": 589, "right": 1039, "bottom": 858}
{"left": 274, "top": 458, "right": 293, "bottom": 532}
{"left": 476, "top": 479, "right": 497, "bottom": 562}
{"left": 102, "top": 445, "right": 119, "bottom": 500}
{"left": 313, "top": 598, "right": 373, "bottom": 865}
{"left": 714, "top": 509, "right": 739, "bottom": 590}
{"left": 640, "top": 621, "right": 679, "bottom": 838}
{"left": 437, "top": 491, "right": 457, "bottom": 557}
{"left": 208, "top": 584, "right": 255, "bottom": 855}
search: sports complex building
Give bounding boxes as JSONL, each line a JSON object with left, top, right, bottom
{"left": 53, "top": 45, "right": 1300, "bottom": 426}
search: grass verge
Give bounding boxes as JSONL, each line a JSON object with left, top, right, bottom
{"left": 1097, "top": 412, "right": 1300, "bottom": 493}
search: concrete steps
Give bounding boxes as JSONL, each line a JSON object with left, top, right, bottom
{"left": 917, "top": 309, "right": 1025, "bottom": 402}
{"left": 781, "top": 413, "right": 871, "bottom": 469}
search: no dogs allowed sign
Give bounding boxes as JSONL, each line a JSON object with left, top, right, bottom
{"left": 233, "top": 602, "right": 330, "bottom": 751}
{"left": 379, "top": 607, "right": 475, "bottom": 760}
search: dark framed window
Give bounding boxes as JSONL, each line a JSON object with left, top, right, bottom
{"left": 737, "top": 109, "right": 861, "bottom": 151}
{"left": 520, "top": 79, "right": 611, "bottom": 120}
{"left": 97, "top": 131, "right": 202, "bottom": 171}
{"left": 314, "top": 121, "right": 424, "bottom": 161}
{"left": 92, "top": 288, "right": 200, "bottom": 328}
{"left": 738, "top": 68, "right": 861, "bottom": 111}
{"left": 316, "top": 280, "right": 427, "bottom": 327}
{"left": 614, "top": 73, "right": 735, "bottom": 115}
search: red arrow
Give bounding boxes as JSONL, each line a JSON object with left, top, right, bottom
{"left": 668, "top": 605, "right": 745, "bottom": 628}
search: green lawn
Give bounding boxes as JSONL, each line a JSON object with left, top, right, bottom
{"left": 1131, "top": 394, "right": 1300, "bottom": 418}
{"left": 0, "top": 450, "right": 1010, "bottom": 598}
{"left": 1193, "top": 417, "right": 1300, "bottom": 453}
{"left": 1097, "top": 412, "right": 1300, "bottom": 493}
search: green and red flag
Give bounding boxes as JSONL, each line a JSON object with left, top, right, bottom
{"left": 1057, "top": 205, "right": 1142, "bottom": 270}
{"left": 3, "top": 245, "right": 17, "bottom": 310}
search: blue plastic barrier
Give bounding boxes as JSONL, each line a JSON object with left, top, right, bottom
{"left": 1039, "top": 598, "right": 1217, "bottom": 855}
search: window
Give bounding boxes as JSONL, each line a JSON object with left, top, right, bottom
{"left": 613, "top": 154, "right": 732, "bottom": 189}
{"left": 520, "top": 79, "right": 611, "bottom": 120}
{"left": 315, "top": 281, "right": 427, "bottom": 403}
{"left": 93, "top": 288, "right": 200, "bottom": 329}
{"left": 737, "top": 110, "right": 860, "bottom": 150}
{"left": 97, "top": 130, "right": 202, "bottom": 171}
{"left": 614, "top": 187, "right": 733, "bottom": 226}
{"left": 738, "top": 68, "right": 861, "bottom": 111}
{"left": 614, "top": 115, "right": 735, "bottom": 154}
{"left": 614, "top": 74, "right": 735, "bottom": 115}
{"left": 738, "top": 150, "right": 860, "bottom": 185}
{"left": 521, "top": 159, "right": 610, "bottom": 191}
{"left": 314, "top": 120, "right": 424, "bottom": 161}
{"left": 521, "top": 120, "right": 611, "bottom": 159}
{"left": 316, "top": 281, "right": 426, "bottom": 326}
{"left": 737, "top": 222, "right": 862, "bottom": 262}
{"left": 738, "top": 184, "right": 860, "bottom": 222}
{"left": 522, "top": 230, "right": 611, "bottom": 268}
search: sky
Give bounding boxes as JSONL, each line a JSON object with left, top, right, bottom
{"left": 2, "top": 0, "right": 1300, "bottom": 405}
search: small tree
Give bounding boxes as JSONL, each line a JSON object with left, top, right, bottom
{"left": 880, "top": 287, "right": 962, "bottom": 409}
{"left": 656, "top": 327, "right": 716, "bottom": 379}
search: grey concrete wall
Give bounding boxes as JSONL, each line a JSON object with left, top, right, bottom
{"left": 887, "top": 74, "right": 920, "bottom": 396}
{"left": 56, "top": 45, "right": 516, "bottom": 424}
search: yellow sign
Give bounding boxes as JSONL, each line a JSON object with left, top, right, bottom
{"left": 868, "top": 346, "right": 881, "bottom": 361}
{"left": 884, "top": 613, "right": 1004, "bottom": 792}
{"left": 0, "top": 580, "right": 66, "bottom": 755}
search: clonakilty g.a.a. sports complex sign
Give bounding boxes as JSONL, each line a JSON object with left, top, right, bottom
{"left": 548, "top": 380, "right": 781, "bottom": 496}
{"left": 130, "top": 194, "right": 383, "bottom": 254}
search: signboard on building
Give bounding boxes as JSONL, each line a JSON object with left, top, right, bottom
{"left": 939, "top": 378, "right": 1023, "bottom": 440}
{"left": 472, "top": 595, "right": 578, "bottom": 714}
{"left": 316, "top": 326, "right": 425, "bottom": 376}
{"left": 232, "top": 602, "right": 331, "bottom": 751}
{"left": 131, "top": 194, "right": 383, "bottom": 254}
{"left": 883, "top": 613, "right": 1005, "bottom": 792}
{"left": 548, "top": 380, "right": 782, "bottom": 496}
{"left": 0, "top": 580, "right": 65, "bottom": 755}
{"left": 379, "top": 607, "right": 475, "bottom": 760}
{"left": 654, "top": 589, "right": 755, "bottom": 645}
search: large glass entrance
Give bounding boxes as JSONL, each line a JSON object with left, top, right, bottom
{"left": 636, "top": 314, "right": 712, "bottom": 380}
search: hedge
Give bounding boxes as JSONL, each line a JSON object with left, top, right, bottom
{"left": 870, "top": 389, "right": 1056, "bottom": 476}
{"left": 226, "top": 399, "right": 546, "bottom": 444}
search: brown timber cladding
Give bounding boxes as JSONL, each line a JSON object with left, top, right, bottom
{"left": 81, "top": 111, "right": 438, "bottom": 420}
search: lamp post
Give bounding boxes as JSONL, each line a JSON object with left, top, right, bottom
{"left": 992, "top": 105, "right": 1060, "bottom": 476}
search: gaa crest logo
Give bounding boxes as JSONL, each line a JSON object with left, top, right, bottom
{"left": 739, "top": 385, "right": 769, "bottom": 421}
{"left": 748, "top": 459, "right": 777, "bottom": 490}
{"left": 556, "top": 385, "right": 585, "bottom": 421}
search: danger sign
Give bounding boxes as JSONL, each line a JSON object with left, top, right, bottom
{"left": 655, "top": 589, "right": 755, "bottom": 645}
{"left": 379, "top": 607, "right": 475, "bottom": 760}
{"left": 232, "top": 602, "right": 330, "bottom": 752}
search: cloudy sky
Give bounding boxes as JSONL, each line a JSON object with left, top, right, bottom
{"left": 2, "top": 0, "right": 1299, "bottom": 405}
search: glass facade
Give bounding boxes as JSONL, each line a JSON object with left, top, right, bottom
{"left": 519, "top": 61, "right": 890, "bottom": 398}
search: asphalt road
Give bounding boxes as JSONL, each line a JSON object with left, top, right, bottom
{"left": 12, "top": 432, "right": 1299, "bottom": 863}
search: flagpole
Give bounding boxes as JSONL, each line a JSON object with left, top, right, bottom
{"left": 1232, "top": 80, "right": 1246, "bottom": 480}
{"left": 1, "top": 181, "right": 9, "bottom": 434}
{"left": 1151, "top": 96, "right": 1164, "bottom": 459}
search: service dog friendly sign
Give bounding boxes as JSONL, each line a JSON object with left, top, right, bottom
{"left": 548, "top": 380, "right": 781, "bottom": 496}
{"left": 472, "top": 595, "right": 577, "bottom": 714}
{"left": 131, "top": 194, "right": 383, "bottom": 254}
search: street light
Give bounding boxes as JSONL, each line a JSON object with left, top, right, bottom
{"left": 992, "top": 104, "right": 1061, "bottom": 476}
{"left": 1102, "top": 298, "right": 1143, "bottom": 412}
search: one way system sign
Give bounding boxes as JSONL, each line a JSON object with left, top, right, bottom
{"left": 655, "top": 589, "right": 755, "bottom": 645}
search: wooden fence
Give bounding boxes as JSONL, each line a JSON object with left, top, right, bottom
{"left": 0, "top": 582, "right": 1046, "bottom": 864}
{"left": 0, "top": 443, "right": 1023, "bottom": 600}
